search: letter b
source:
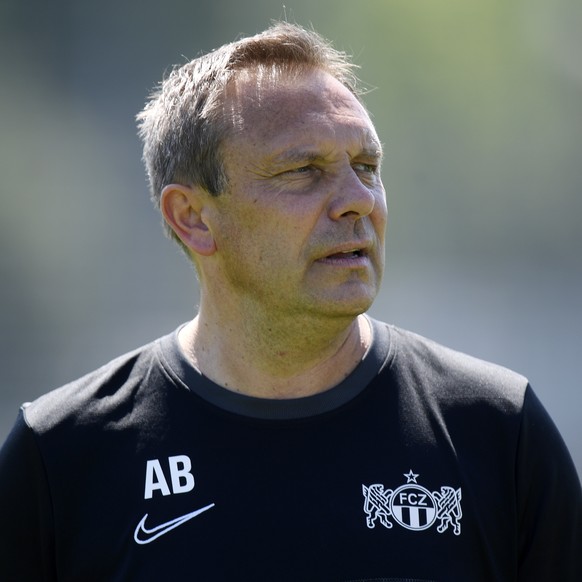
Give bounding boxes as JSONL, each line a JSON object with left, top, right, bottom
{"left": 169, "top": 455, "right": 195, "bottom": 494}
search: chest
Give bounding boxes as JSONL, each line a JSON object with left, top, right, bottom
{"left": 47, "top": 396, "right": 518, "bottom": 581}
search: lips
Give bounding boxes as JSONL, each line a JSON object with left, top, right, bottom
{"left": 326, "top": 248, "right": 364, "bottom": 259}
{"left": 316, "top": 240, "right": 373, "bottom": 264}
{"left": 323, "top": 239, "right": 372, "bottom": 258}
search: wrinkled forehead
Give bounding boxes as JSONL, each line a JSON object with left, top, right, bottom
{"left": 223, "top": 66, "right": 376, "bottom": 140}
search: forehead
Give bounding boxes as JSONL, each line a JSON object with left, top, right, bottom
{"left": 223, "top": 68, "right": 381, "bottom": 157}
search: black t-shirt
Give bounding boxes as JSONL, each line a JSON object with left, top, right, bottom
{"left": 1, "top": 319, "right": 581, "bottom": 581}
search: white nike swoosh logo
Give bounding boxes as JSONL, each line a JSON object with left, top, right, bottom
{"left": 134, "top": 503, "right": 215, "bottom": 545}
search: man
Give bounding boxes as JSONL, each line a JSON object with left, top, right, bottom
{"left": 1, "top": 22, "right": 580, "bottom": 581}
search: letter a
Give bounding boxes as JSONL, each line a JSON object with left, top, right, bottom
{"left": 169, "top": 455, "right": 195, "bottom": 494}
{"left": 144, "top": 459, "right": 171, "bottom": 499}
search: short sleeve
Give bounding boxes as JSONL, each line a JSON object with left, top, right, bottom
{"left": 516, "top": 386, "right": 582, "bottom": 580}
{"left": 0, "top": 409, "right": 57, "bottom": 581}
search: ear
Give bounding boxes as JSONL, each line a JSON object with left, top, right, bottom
{"left": 160, "top": 184, "right": 217, "bottom": 256}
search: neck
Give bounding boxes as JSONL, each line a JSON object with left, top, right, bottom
{"left": 179, "top": 308, "right": 371, "bottom": 399}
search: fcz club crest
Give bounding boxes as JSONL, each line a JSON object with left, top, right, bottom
{"left": 362, "top": 470, "right": 462, "bottom": 535}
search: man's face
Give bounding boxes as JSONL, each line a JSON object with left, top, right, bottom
{"left": 206, "top": 67, "right": 387, "bottom": 320}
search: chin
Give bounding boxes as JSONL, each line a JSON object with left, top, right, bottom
{"left": 299, "top": 278, "right": 380, "bottom": 318}
{"left": 309, "top": 293, "right": 377, "bottom": 320}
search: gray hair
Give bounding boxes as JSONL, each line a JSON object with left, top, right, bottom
{"left": 136, "top": 21, "right": 363, "bottom": 248}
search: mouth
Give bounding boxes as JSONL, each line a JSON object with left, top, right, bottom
{"left": 317, "top": 244, "right": 372, "bottom": 266}
{"left": 327, "top": 248, "right": 365, "bottom": 259}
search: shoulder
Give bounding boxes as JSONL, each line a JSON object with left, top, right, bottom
{"left": 22, "top": 334, "right": 170, "bottom": 435}
{"left": 376, "top": 321, "right": 529, "bottom": 411}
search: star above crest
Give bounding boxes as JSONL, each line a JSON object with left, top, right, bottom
{"left": 404, "top": 470, "right": 419, "bottom": 483}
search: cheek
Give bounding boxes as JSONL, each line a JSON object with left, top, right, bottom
{"left": 373, "top": 192, "right": 388, "bottom": 230}
{"left": 213, "top": 190, "right": 322, "bottom": 261}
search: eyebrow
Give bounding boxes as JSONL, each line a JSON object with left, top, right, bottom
{"left": 269, "top": 142, "right": 384, "bottom": 168}
{"left": 358, "top": 145, "right": 384, "bottom": 161}
{"left": 271, "top": 149, "right": 321, "bottom": 165}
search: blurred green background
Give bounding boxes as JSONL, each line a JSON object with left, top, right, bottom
{"left": 1, "top": 0, "right": 580, "bottom": 476}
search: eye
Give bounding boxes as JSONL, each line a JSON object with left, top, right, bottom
{"left": 352, "top": 163, "right": 381, "bottom": 186}
{"left": 278, "top": 165, "right": 321, "bottom": 180}
{"left": 352, "top": 162, "right": 379, "bottom": 175}
{"left": 287, "top": 165, "right": 315, "bottom": 174}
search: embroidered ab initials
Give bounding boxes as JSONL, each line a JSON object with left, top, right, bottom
{"left": 144, "top": 455, "right": 195, "bottom": 499}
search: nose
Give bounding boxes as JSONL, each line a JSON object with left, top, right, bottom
{"left": 327, "top": 166, "right": 381, "bottom": 221}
